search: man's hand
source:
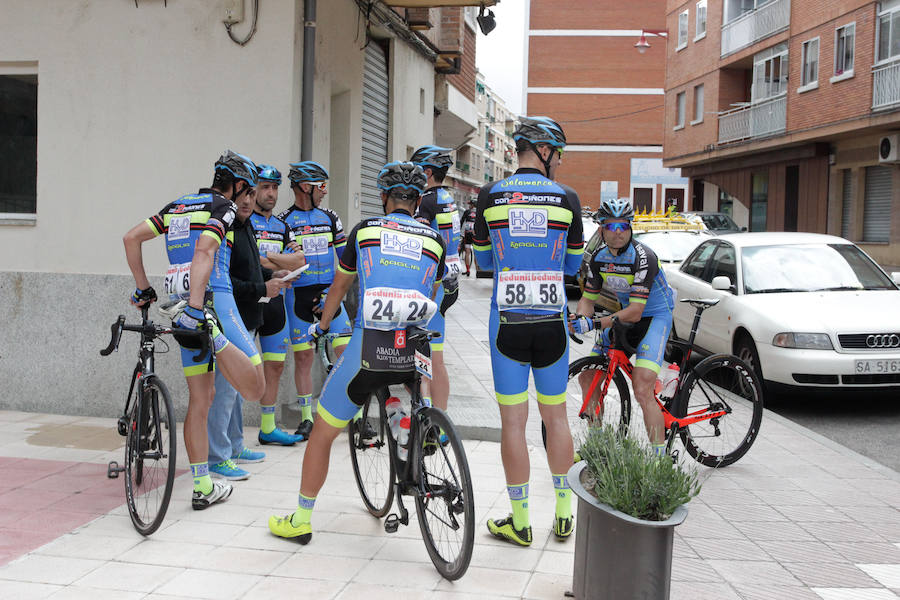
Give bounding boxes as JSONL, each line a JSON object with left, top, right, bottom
{"left": 286, "top": 241, "right": 302, "bottom": 253}
{"left": 265, "top": 278, "right": 290, "bottom": 298}
{"left": 568, "top": 314, "right": 594, "bottom": 335}
{"left": 307, "top": 322, "right": 328, "bottom": 341}
{"left": 312, "top": 288, "right": 328, "bottom": 316}
{"left": 174, "top": 304, "right": 207, "bottom": 331}
{"left": 130, "top": 286, "right": 157, "bottom": 307}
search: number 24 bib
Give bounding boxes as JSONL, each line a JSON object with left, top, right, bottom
{"left": 496, "top": 270, "right": 564, "bottom": 311}
{"left": 362, "top": 287, "right": 438, "bottom": 331}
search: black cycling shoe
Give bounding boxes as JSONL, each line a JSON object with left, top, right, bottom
{"left": 294, "top": 419, "right": 313, "bottom": 439}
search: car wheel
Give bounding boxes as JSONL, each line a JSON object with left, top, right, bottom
{"left": 735, "top": 334, "right": 764, "bottom": 385}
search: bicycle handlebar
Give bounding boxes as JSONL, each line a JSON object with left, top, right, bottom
{"left": 100, "top": 315, "right": 126, "bottom": 356}
{"left": 99, "top": 314, "right": 211, "bottom": 363}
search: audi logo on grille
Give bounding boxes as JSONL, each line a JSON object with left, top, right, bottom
{"left": 866, "top": 334, "right": 900, "bottom": 348}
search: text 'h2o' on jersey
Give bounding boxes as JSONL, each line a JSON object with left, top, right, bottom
{"left": 473, "top": 168, "right": 584, "bottom": 318}
{"left": 584, "top": 239, "right": 675, "bottom": 318}
{"left": 339, "top": 210, "right": 446, "bottom": 331}
{"left": 144, "top": 188, "right": 237, "bottom": 299}
{"left": 277, "top": 205, "right": 346, "bottom": 287}
{"left": 250, "top": 211, "right": 295, "bottom": 258}
{"left": 415, "top": 186, "right": 461, "bottom": 279}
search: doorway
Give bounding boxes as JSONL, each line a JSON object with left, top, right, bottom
{"left": 633, "top": 187, "right": 653, "bottom": 213}
{"left": 784, "top": 165, "right": 799, "bottom": 231}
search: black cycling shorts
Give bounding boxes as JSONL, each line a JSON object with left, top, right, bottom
{"left": 495, "top": 318, "right": 567, "bottom": 369}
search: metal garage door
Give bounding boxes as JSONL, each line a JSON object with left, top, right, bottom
{"left": 360, "top": 42, "right": 389, "bottom": 219}
{"left": 841, "top": 169, "right": 852, "bottom": 239}
{"left": 863, "top": 166, "right": 892, "bottom": 243}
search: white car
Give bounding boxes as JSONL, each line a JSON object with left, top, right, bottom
{"left": 633, "top": 230, "right": 714, "bottom": 266}
{"left": 667, "top": 232, "right": 900, "bottom": 391}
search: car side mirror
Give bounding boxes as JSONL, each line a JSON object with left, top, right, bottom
{"left": 892, "top": 272, "right": 900, "bottom": 285}
{"left": 711, "top": 276, "right": 733, "bottom": 292}
{"left": 740, "top": 226, "right": 748, "bottom": 232}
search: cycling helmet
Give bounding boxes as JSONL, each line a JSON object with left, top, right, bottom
{"left": 513, "top": 116, "right": 567, "bottom": 148}
{"left": 287, "top": 161, "right": 329, "bottom": 184}
{"left": 215, "top": 150, "right": 258, "bottom": 187}
{"left": 596, "top": 197, "right": 635, "bottom": 222}
{"left": 257, "top": 164, "right": 282, "bottom": 185}
{"left": 410, "top": 145, "right": 454, "bottom": 170}
{"left": 377, "top": 161, "right": 426, "bottom": 194}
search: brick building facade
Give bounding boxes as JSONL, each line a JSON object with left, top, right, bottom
{"left": 525, "top": 0, "right": 688, "bottom": 211}
{"left": 665, "top": 0, "right": 900, "bottom": 266}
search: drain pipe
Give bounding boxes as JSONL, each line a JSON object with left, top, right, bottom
{"left": 301, "top": 0, "right": 316, "bottom": 160}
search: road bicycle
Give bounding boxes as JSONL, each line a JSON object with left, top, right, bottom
{"left": 548, "top": 298, "right": 764, "bottom": 467}
{"left": 100, "top": 304, "right": 207, "bottom": 535}
{"left": 347, "top": 326, "right": 475, "bottom": 580}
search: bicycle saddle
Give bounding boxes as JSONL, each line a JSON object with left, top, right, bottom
{"left": 407, "top": 326, "right": 439, "bottom": 343}
{"left": 680, "top": 298, "right": 720, "bottom": 309}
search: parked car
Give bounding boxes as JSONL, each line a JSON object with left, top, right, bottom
{"left": 632, "top": 230, "right": 714, "bottom": 265}
{"left": 666, "top": 232, "right": 900, "bottom": 392}
{"left": 682, "top": 211, "right": 745, "bottom": 234}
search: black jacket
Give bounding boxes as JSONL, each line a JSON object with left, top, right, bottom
{"left": 229, "top": 216, "right": 272, "bottom": 331}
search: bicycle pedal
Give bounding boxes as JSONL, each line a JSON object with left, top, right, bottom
{"left": 116, "top": 417, "right": 129, "bottom": 437}
{"left": 384, "top": 513, "right": 400, "bottom": 534}
{"left": 107, "top": 461, "right": 124, "bottom": 479}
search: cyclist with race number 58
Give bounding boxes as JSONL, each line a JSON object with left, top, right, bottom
{"left": 570, "top": 196, "right": 676, "bottom": 455}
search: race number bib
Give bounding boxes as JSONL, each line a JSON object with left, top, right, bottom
{"left": 301, "top": 234, "right": 329, "bottom": 256}
{"left": 444, "top": 256, "right": 462, "bottom": 281}
{"left": 416, "top": 348, "right": 433, "bottom": 380}
{"left": 258, "top": 241, "right": 281, "bottom": 257}
{"left": 164, "top": 262, "right": 191, "bottom": 298}
{"left": 450, "top": 211, "right": 461, "bottom": 235}
{"left": 496, "top": 270, "right": 565, "bottom": 311}
{"left": 362, "top": 287, "right": 438, "bottom": 331}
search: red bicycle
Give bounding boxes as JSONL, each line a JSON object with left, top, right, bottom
{"left": 550, "top": 298, "right": 764, "bottom": 467}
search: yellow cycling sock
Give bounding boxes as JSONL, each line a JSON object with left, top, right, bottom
{"left": 260, "top": 404, "right": 276, "bottom": 434}
{"left": 298, "top": 394, "right": 313, "bottom": 422}
{"left": 291, "top": 493, "right": 316, "bottom": 527}
{"left": 507, "top": 483, "right": 530, "bottom": 530}
{"left": 190, "top": 462, "right": 213, "bottom": 495}
{"left": 553, "top": 474, "right": 573, "bottom": 520}
{"left": 652, "top": 443, "right": 666, "bottom": 456}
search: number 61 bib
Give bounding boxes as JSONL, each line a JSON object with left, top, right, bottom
{"left": 496, "top": 270, "right": 565, "bottom": 311}
{"left": 362, "top": 287, "right": 438, "bottom": 331}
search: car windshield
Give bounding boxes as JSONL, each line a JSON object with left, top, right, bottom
{"left": 634, "top": 231, "right": 712, "bottom": 263}
{"left": 741, "top": 243, "right": 895, "bottom": 293}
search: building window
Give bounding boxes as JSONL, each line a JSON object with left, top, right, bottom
{"left": 878, "top": 7, "right": 900, "bottom": 62}
{"left": 834, "top": 23, "right": 855, "bottom": 78}
{"left": 752, "top": 43, "right": 789, "bottom": 101}
{"left": 677, "top": 11, "right": 689, "bottom": 50}
{"left": 800, "top": 38, "right": 819, "bottom": 91}
{"left": 695, "top": 0, "right": 707, "bottom": 40}
{"left": 692, "top": 84, "right": 704, "bottom": 124}
{"left": 750, "top": 171, "right": 768, "bottom": 231}
{"left": 675, "top": 91, "right": 686, "bottom": 129}
{"left": 0, "top": 73, "right": 38, "bottom": 217}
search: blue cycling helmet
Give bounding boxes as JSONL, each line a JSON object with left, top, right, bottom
{"left": 257, "top": 164, "right": 282, "bottom": 185}
{"left": 377, "top": 161, "right": 426, "bottom": 194}
{"left": 287, "top": 161, "right": 328, "bottom": 184}
{"left": 215, "top": 150, "right": 258, "bottom": 187}
{"left": 597, "top": 197, "right": 635, "bottom": 222}
{"left": 513, "top": 116, "right": 567, "bottom": 148}
{"left": 410, "top": 145, "right": 454, "bottom": 170}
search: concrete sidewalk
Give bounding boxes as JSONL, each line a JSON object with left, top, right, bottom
{"left": 0, "top": 276, "right": 899, "bottom": 599}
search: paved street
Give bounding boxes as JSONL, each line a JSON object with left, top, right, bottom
{"left": 1, "top": 276, "right": 900, "bottom": 599}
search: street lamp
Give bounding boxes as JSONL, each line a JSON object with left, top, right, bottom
{"left": 635, "top": 29, "right": 668, "bottom": 54}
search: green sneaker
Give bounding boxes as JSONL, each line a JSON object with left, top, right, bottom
{"left": 268, "top": 513, "right": 312, "bottom": 545}
{"left": 486, "top": 515, "right": 532, "bottom": 547}
{"left": 553, "top": 515, "right": 574, "bottom": 540}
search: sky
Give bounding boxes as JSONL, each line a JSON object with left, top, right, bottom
{"left": 475, "top": 1, "right": 527, "bottom": 114}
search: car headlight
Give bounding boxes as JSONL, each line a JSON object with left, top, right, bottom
{"left": 772, "top": 332, "right": 834, "bottom": 350}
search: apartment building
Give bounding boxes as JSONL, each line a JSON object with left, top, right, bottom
{"left": 526, "top": 0, "right": 689, "bottom": 211}
{"left": 445, "top": 70, "right": 519, "bottom": 207}
{"left": 665, "top": 0, "right": 900, "bottom": 266}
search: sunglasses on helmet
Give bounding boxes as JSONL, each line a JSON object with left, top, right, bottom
{"left": 602, "top": 222, "right": 631, "bottom": 233}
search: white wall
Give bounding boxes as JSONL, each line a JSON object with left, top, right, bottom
{"left": 388, "top": 38, "right": 436, "bottom": 162}
{"left": 0, "top": 0, "right": 302, "bottom": 276}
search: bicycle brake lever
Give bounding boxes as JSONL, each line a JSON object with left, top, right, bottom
{"left": 100, "top": 315, "right": 126, "bottom": 356}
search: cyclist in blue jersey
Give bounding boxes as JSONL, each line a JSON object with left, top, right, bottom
{"left": 410, "top": 145, "right": 462, "bottom": 411}
{"left": 474, "top": 117, "right": 584, "bottom": 546}
{"left": 268, "top": 162, "right": 445, "bottom": 545}
{"left": 122, "top": 150, "right": 266, "bottom": 509}
{"left": 277, "top": 162, "right": 353, "bottom": 439}
{"left": 570, "top": 196, "right": 675, "bottom": 454}
{"left": 247, "top": 164, "right": 306, "bottom": 446}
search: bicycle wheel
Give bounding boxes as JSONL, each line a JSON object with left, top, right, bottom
{"left": 674, "top": 354, "right": 763, "bottom": 467}
{"left": 413, "top": 408, "right": 474, "bottom": 581}
{"left": 542, "top": 356, "right": 632, "bottom": 450}
{"left": 349, "top": 388, "right": 395, "bottom": 517}
{"left": 124, "top": 376, "right": 176, "bottom": 535}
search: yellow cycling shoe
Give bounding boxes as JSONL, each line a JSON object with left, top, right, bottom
{"left": 486, "top": 515, "right": 532, "bottom": 547}
{"left": 268, "top": 514, "right": 312, "bottom": 545}
{"left": 553, "top": 515, "right": 574, "bottom": 540}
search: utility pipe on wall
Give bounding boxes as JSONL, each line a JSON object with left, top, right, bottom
{"left": 301, "top": 0, "right": 316, "bottom": 160}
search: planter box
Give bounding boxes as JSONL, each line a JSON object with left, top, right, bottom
{"left": 568, "top": 461, "right": 688, "bottom": 600}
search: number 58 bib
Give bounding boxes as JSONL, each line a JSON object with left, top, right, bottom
{"left": 362, "top": 287, "right": 438, "bottom": 331}
{"left": 496, "top": 270, "right": 564, "bottom": 311}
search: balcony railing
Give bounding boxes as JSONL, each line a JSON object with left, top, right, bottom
{"left": 873, "top": 59, "right": 900, "bottom": 110}
{"left": 717, "top": 94, "right": 786, "bottom": 143}
{"left": 721, "top": 0, "right": 790, "bottom": 57}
